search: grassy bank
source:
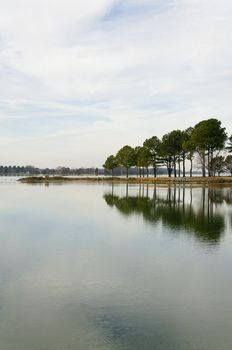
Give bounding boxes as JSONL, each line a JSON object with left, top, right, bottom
{"left": 18, "top": 175, "right": 232, "bottom": 186}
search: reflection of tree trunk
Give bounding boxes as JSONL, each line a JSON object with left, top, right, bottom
{"left": 126, "top": 183, "right": 129, "bottom": 198}
{"left": 167, "top": 187, "right": 171, "bottom": 206}
{"left": 207, "top": 188, "right": 210, "bottom": 222}
{"left": 153, "top": 185, "right": 157, "bottom": 204}
{"left": 111, "top": 183, "right": 114, "bottom": 196}
{"left": 210, "top": 191, "right": 214, "bottom": 220}
{"left": 183, "top": 186, "right": 185, "bottom": 214}
{"left": 178, "top": 186, "right": 181, "bottom": 207}
{"left": 202, "top": 187, "right": 206, "bottom": 214}
{"left": 173, "top": 186, "right": 177, "bottom": 207}
{"left": 146, "top": 184, "right": 149, "bottom": 198}
{"left": 208, "top": 188, "right": 214, "bottom": 221}
{"left": 190, "top": 186, "right": 193, "bottom": 212}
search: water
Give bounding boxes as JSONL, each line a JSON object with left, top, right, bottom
{"left": 0, "top": 180, "right": 232, "bottom": 350}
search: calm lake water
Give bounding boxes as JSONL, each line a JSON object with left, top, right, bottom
{"left": 0, "top": 179, "right": 232, "bottom": 350}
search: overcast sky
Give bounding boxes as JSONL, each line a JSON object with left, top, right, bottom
{"left": 0, "top": 0, "right": 231, "bottom": 167}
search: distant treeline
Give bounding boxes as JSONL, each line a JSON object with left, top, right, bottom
{"left": 0, "top": 166, "right": 102, "bottom": 176}
{"left": 0, "top": 165, "right": 170, "bottom": 177}
{"left": 103, "top": 118, "right": 232, "bottom": 177}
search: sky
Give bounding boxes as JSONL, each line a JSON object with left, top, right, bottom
{"left": 0, "top": 0, "right": 232, "bottom": 168}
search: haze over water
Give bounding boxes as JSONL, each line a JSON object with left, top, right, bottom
{"left": 0, "top": 179, "right": 232, "bottom": 350}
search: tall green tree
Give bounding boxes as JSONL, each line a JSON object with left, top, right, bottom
{"left": 143, "top": 136, "right": 161, "bottom": 177}
{"left": 225, "top": 155, "right": 232, "bottom": 176}
{"left": 135, "top": 146, "right": 151, "bottom": 177}
{"left": 103, "top": 155, "right": 118, "bottom": 177}
{"left": 183, "top": 138, "right": 195, "bottom": 177}
{"left": 211, "top": 156, "right": 225, "bottom": 176}
{"left": 191, "top": 118, "right": 227, "bottom": 177}
{"left": 181, "top": 128, "right": 193, "bottom": 177}
{"left": 116, "top": 145, "right": 136, "bottom": 178}
{"left": 160, "top": 130, "right": 183, "bottom": 177}
{"left": 226, "top": 135, "right": 232, "bottom": 153}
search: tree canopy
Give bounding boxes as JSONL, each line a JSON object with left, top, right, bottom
{"left": 116, "top": 145, "right": 136, "bottom": 177}
{"left": 103, "top": 118, "right": 231, "bottom": 177}
{"left": 103, "top": 155, "right": 118, "bottom": 176}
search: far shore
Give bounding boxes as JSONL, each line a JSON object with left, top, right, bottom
{"left": 18, "top": 175, "right": 232, "bottom": 187}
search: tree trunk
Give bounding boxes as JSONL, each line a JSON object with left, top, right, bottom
{"left": 190, "top": 159, "right": 193, "bottom": 177}
{"left": 153, "top": 158, "right": 157, "bottom": 177}
{"left": 202, "top": 152, "right": 206, "bottom": 177}
{"left": 146, "top": 167, "right": 149, "bottom": 178}
{"left": 178, "top": 159, "right": 181, "bottom": 177}
{"left": 153, "top": 166, "right": 157, "bottom": 177}
{"left": 208, "top": 148, "right": 211, "bottom": 177}
{"left": 126, "top": 167, "right": 129, "bottom": 178}
{"left": 183, "top": 154, "right": 185, "bottom": 177}
{"left": 211, "top": 149, "right": 214, "bottom": 177}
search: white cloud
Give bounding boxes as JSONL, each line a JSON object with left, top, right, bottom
{"left": 0, "top": 0, "right": 231, "bottom": 166}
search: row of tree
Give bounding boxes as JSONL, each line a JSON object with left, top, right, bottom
{"left": 0, "top": 166, "right": 102, "bottom": 176}
{"left": 103, "top": 118, "right": 232, "bottom": 177}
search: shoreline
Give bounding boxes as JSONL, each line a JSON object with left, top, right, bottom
{"left": 18, "top": 176, "right": 232, "bottom": 187}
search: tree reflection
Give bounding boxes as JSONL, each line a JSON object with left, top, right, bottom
{"left": 103, "top": 185, "right": 231, "bottom": 245}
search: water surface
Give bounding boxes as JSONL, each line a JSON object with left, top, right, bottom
{"left": 0, "top": 180, "right": 232, "bottom": 350}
